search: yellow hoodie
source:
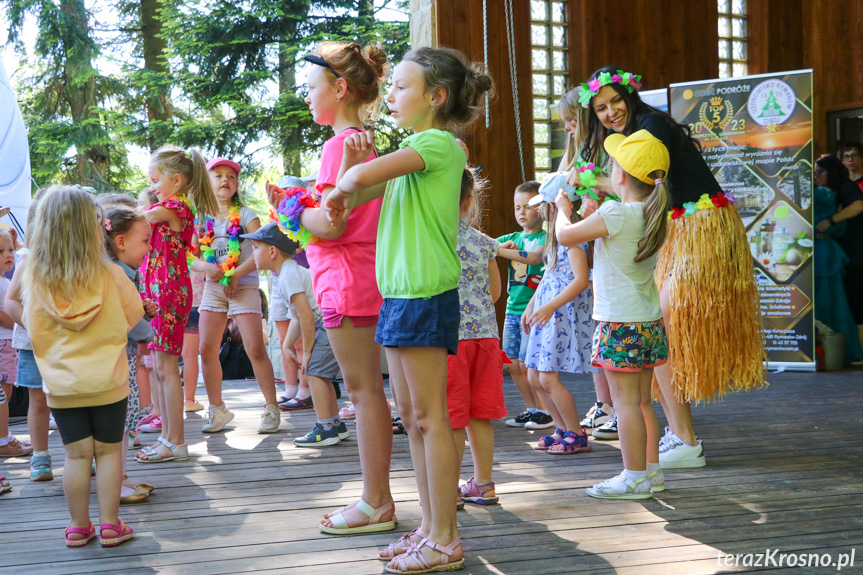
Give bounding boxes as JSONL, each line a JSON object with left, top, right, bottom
{"left": 24, "top": 265, "right": 144, "bottom": 409}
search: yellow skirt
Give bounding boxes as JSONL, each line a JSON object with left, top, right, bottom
{"left": 654, "top": 203, "right": 767, "bottom": 403}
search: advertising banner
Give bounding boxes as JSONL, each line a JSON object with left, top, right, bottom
{"left": 669, "top": 70, "right": 815, "bottom": 371}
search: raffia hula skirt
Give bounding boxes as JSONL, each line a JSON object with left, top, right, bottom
{"left": 654, "top": 193, "right": 767, "bottom": 403}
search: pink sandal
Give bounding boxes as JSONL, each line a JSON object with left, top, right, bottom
{"left": 385, "top": 537, "right": 464, "bottom": 574}
{"left": 100, "top": 519, "right": 134, "bottom": 547}
{"left": 459, "top": 477, "right": 499, "bottom": 505}
{"left": 338, "top": 405, "right": 356, "bottom": 420}
{"left": 65, "top": 522, "right": 96, "bottom": 547}
{"left": 379, "top": 527, "right": 427, "bottom": 560}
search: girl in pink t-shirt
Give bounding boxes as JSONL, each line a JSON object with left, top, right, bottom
{"left": 267, "top": 42, "right": 395, "bottom": 536}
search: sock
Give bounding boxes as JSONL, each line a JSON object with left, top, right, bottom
{"left": 33, "top": 450, "right": 50, "bottom": 458}
{"left": 536, "top": 409, "right": 550, "bottom": 415}
{"left": 294, "top": 386, "right": 311, "bottom": 401}
{"left": 527, "top": 407, "right": 538, "bottom": 414}
{"left": 647, "top": 462, "right": 661, "bottom": 474}
{"left": 625, "top": 468, "right": 648, "bottom": 481}
{"left": 0, "top": 435, "right": 14, "bottom": 447}
{"left": 318, "top": 417, "right": 337, "bottom": 430}
{"left": 283, "top": 384, "right": 298, "bottom": 399}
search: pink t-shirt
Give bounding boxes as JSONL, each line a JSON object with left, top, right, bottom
{"left": 305, "top": 128, "right": 384, "bottom": 316}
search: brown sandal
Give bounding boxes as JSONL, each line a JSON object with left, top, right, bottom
{"left": 0, "top": 437, "right": 33, "bottom": 458}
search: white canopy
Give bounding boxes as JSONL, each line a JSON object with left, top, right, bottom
{"left": 0, "top": 58, "right": 31, "bottom": 235}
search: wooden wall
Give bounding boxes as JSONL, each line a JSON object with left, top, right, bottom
{"left": 748, "top": 0, "right": 863, "bottom": 154}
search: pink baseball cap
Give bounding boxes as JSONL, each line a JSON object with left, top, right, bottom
{"left": 206, "top": 157, "right": 242, "bottom": 175}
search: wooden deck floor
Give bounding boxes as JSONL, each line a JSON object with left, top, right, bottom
{"left": 1, "top": 369, "right": 862, "bottom": 575}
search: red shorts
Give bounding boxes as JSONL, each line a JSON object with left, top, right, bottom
{"left": 321, "top": 308, "right": 379, "bottom": 330}
{"left": 446, "top": 338, "right": 507, "bottom": 429}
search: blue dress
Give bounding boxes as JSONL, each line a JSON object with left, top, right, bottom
{"left": 525, "top": 242, "right": 598, "bottom": 373}
{"left": 814, "top": 186, "right": 863, "bottom": 363}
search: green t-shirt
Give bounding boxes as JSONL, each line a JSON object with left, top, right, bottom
{"left": 496, "top": 229, "right": 547, "bottom": 315}
{"left": 376, "top": 129, "right": 465, "bottom": 299}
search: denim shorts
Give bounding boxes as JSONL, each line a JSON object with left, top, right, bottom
{"left": 376, "top": 289, "right": 460, "bottom": 355}
{"left": 13, "top": 348, "right": 40, "bottom": 389}
{"left": 184, "top": 307, "right": 200, "bottom": 333}
{"left": 501, "top": 314, "right": 530, "bottom": 363}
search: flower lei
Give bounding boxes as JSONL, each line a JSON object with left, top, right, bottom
{"left": 199, "top": 205, "right": 241, "bottom": 286}
{"left": 668, "top": 191, "right": 734, "bottom": 220}
{"left": 269, "top": 185, "right": 320, "bottom": 248}
{"left": 571, "top": 159, "right": 619, "bottom": 202}
{"left": 578, "top": 70, "right": 643, "bottom": 108}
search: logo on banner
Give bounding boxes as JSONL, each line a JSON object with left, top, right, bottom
{"left": 699, "top": 96, "right": 734, "bottom": 132}
{"left": 747, "top": 79, "right": 796, "bottom": 130}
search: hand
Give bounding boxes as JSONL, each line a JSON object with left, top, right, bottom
{"left": 499, "top": 240, "right": 517, "bottom": 250}
{"left": 528, "top": 304, "right": 555, "bottom": 329}
{"left": 565, "top": 166, "right": 582, "bottom": 188}
{"left": 816, "top": 219, "right": 831, "bottom": 232}
{"left": 266, "top": 181, "right": 286, "bottom": 207}
{"left": 456, "top": 138, "right": 470, "bottom": 161}
{"left": 324, "top": 188, "right": 355, "bottom": 227}
{"left": 555, "top": 190, "right": 573, "bottom": 217}
{"left": 343, "top": 130, "right": 375, "bottom": 168}
{"left": 223, "top": 275, "right": 239, "bottom": 299}
{"left": 204, "top": 262, "right": 225, "bottom": 283}
{"left": 142, "top": 298, "right": 157, "bottom": 318}
{"left": 302, "top": 352, "right": 312, "bottom": 373}
{"left": 520, "top": 309, "right": 531, "bottom": 334}
{"left": 581, "top": 197, "right": 600, "bottom": 218}
{"left": 284, "top": 348, "right": 301, "bottom": 369}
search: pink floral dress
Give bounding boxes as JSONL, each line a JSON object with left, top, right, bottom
{"left": 142, "top": 198, "right": 195, "bottom": 355}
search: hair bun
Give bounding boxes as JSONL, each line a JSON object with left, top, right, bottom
{"left": 364, "top": 45, "right": 388, "bottom": 79}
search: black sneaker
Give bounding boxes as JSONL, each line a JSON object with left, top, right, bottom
{"left": 581, "top": 401, "right": 613, "bottom": 430}
{"left": 524, "top": 411, "right": 555, "bottom": 430}
{"left": 505, "top": 410, "right": 532, "bottom": 428}
{"left": 592, "top": 413, "right": 619, "bottom": 440}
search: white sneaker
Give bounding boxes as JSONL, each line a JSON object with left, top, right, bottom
{"left": 580, "top": 402, "right": 613, "bottom": 430}
{"left": 592, "top": 412, "right": 618, "bottom": 440}
{"left": 586, "top": 470, "right": 653, "bottom": 500}
{"left": 648, "top": 469, "right": 666, "bottom": 492}
{"left": 659, "top": 431, "right": 707, "bottom": 469}
{"left": 202, "top": 404, "right": 234, "bottom": 433}
{"left": 48, "top": 416, "right": 58, "bottom": 430}
{"left": 257, "top": 404, "right": 281, "bottom": 434}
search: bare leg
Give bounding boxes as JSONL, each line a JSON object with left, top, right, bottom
{"left": 605, "top": 369, "right": 655, "bottom": 471}
{"left": 182, "top": 332, "right": 200, "bottom": 403}
{"left": 28, "top": 389, "right": 50, "bottom": 452}
{"left": 62, "top": 437, "right": 95, "bottom": 536}
{"left": 526, "top": 368, "right": 555, "bottom": 423}
{"left": 94, "top": 439, "right": 123, "bottom": 531}
{"left": 0, "top": 382, "right": 11, "bottom": 438}
{"left": 275, "top": 320, "right": 307, "bottom": 391}
{"left": 136, "top": 344, "right": 152, "bottom": 412}
{"left": 320, "top": 319, "right": 393, "bottom": 529}
{"left": 466, "top": 419, "right": 495, "bottom": 485}
{"left": 308, "top": 375, "right": 338, "bottom": 420}
{"left": 198, "top": 310, "right": 229, "bottom": 408}
{"left": 234, "top": 313, "right": 277, "bottom": 406}
{"left": 508, "top": 361, "right": 536, "bottom": 410}
{"left": 654, "top": 281, "right": 697, "bottom": 445}
{"left": 593, "top": 370, "right": 612, "bottom": 405}
{"left": 138, "top": 351, "right": 184, "bottom": 460}
{"left": 538, "top": 371, "right": 581, "bottom": 431}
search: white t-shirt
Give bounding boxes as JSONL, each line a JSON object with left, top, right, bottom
{"left": 209, "top": 206, "right": 260, "bottom": 286}
{"left": 277, "top": 259, "right": 322, "bottom": 325}
{"left": 10, "top": 249, "right": 31, "bottom": 350}
{"left": 0, "top": 276, "right": 13, "bottom": 340}
{"left": 593, "top": 200, "right": 662, "bottom": 322}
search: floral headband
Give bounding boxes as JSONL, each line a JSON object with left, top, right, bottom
{"left": 578, "top": 70, "right": 642, "bottom": 108}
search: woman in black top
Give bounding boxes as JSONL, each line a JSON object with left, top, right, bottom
{"left": 577, "top": 66, "right": 765, "bottom": 469}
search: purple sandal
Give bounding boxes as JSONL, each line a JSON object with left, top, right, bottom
{"left": 548, "top": 430, "right": 591, "bottom": 455}
{"left": 459, "top": 477, "right": 499, "bottom": 505}
{"left": 533, "top": 427, "right": 565, "bottom": 451}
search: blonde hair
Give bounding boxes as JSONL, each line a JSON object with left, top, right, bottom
{"left": 459, "top": 166, "right": 488, "bottom": 230}
{"left": 542, "top": 200, "right": 581, "bottom": 270}
{"left": 23, "top": 185, "right": 111, "bottom": 303}
{"left": 557, "top": 88, "right": 593, "bottom": 170}
{"left": 149, "top": 146, "right": 218, "bottom": 217}
{"left": 102, "top": 205, "right": 148, "bottom": 262}
{"left": 0, "top": 230, "right": 14, "bottom": 252}
{"left": 612, "top": 159, "right": 670, "bottom": 262}
{"left": 316, "top": 42, "right": 388, "bottom": 126}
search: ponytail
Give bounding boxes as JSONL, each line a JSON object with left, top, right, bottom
{"left": 634, "top": 169, "right": 669, "bottom": 263}
{"left": 186, "top": 148, "right": 219, "bottom": 218}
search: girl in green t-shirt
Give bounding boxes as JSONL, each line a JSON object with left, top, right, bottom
{"left": 325, "top": 47, "right": 492, "bottom": 575}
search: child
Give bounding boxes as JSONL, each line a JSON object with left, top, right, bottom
{"left": 268, "top": 42, "right": 395, "bottom": 536}
{"left": 101, "top": 204, "right": 157, "bottom": 502}
{"left": 449, "top": 167, "right": 506, "bottom": 508}
{"left": 556, "top": 130, "right": 670, "bottom": 499}
{"left": 495, "top": 181, "right": 554, "bottom": 431}
{"left": 325, "top": 46, "right": 493, "bottom": 574}
{"left": 520, "top": 183, "right": 597, "bottom": 454}
{"left": 193, "top": 157, "right": 279, "bottom": 434}
{"left": 136, "top": 146, "right": 218, "bottom": 462}
{"left": 0, "top": 230, "right": 30, "bottom": 459}
{"left": 11, "top": 186, "right": 143, "bottom": 546}
{"left": 135, "top": 188, "right": 159, "bottom": 430}
{"left": 240, "top": 223, "right": 346, "bottom": 446}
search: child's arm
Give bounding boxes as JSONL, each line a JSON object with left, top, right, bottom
{"left": 4, "top": 265, "right": 24, "bottom": 327}
{"left": 144, "top": 205, "right": 183, "bottom": 232}
{"left": 488, "top": 259, "right": 502, "bottom": 303}
{"left": 281, "top": 312, "right": 302, "bottom": 369}
{"left": 288, "top": 293, "right": 318, "bottom": 373}
{"left": 521, "top": 291, "right": 538, "bottom": 335}
{"left": 555, "top": 190, "right": 609, "bottom": 247}
{"left": 298, "top": 189, "right": 352, "bottom": 240}
{"left": 527, "top": 247, "right": 589, "bottom": 329}
{"left": 496, "top": 246, "right": 544, "bottom": 265}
